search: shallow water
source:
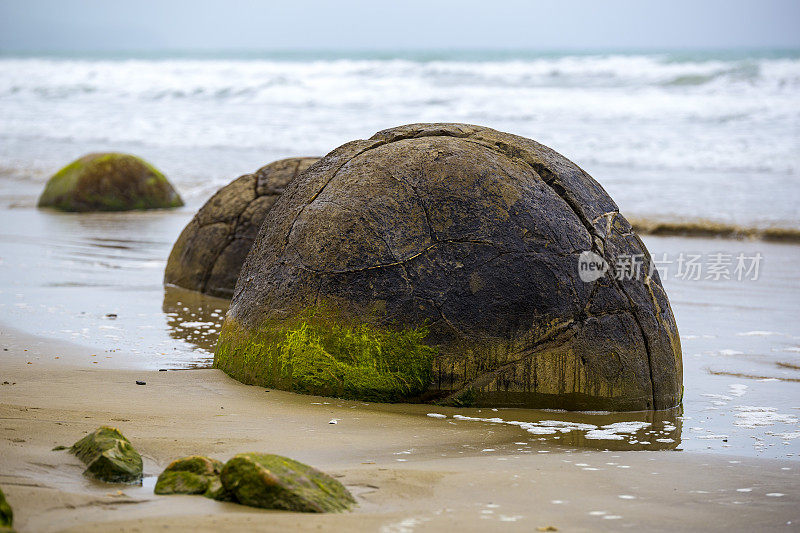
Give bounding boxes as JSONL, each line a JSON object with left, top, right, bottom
{"left": 0, "top": 199, "right": 798, "bottom": 460}
{"left": 0, "top": 206, "right": 208, "bottom": 368}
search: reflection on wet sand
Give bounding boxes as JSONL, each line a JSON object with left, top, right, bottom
{"left": 162, "top": 285, "right": 229, "bottom": 355}
{"left": 383, "top": 404, "right": 683, "bottom": 452}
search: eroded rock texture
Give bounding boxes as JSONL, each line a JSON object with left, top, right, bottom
{"left": 164, "top": 157, "right": 319, "bottom": 298}
{"left": 220, "top": 453, "right": 355, "bottom": 512}
{"left": 154, "top": 455, "right": 232, "bottom": 501}
{"left": 70, "top": 426, "right": 143, "bottom": 483}
{"left": 216, "top": 124, "right": 682, "bottom": 411}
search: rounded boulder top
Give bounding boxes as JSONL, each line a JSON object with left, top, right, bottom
{"left": 215, "top": 124, "right": 683, "bottom": 411}
{"left": 37, "top": 152, "right": 183, "bottom": 212}
{"left": 164, "top": 157, "right": 320, "bottom": 298}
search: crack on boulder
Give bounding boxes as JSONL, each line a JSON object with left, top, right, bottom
{"left": 386, "top": 167, "right": 438, "bottom": 242}
{"left": 281, "top": 142, "right": 386, "bottom": 255}
{"left": 196, "top": 221, "right": 235, "bottom": 294}
{"left": 544, "top": 191, "right": 659, "bottom": 409}
{"left": 413, "top": 295, "right": 470, "bottom": 339}
{"left": 591, "top": 210, "right": 620, "bottom": 225}
{"left": 465, "top": 135, "right": 659, "bottom": 411}
{"left": 200, "top": 195, "right": 256, "bottom": 294}
{"left": 291, "top": 238, "right": 503, "bottom": 275}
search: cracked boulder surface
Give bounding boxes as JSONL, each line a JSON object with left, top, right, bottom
{"left": 164, "top": 157, "right": 320, "bottom": 298}
{"left": 38, "top": 152, "right": 183, "bottom": 212}
{"left": 215, "top": 124, "right": 682, "bottom": 411}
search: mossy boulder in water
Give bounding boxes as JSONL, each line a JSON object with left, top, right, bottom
{"left": 164, "top": 157, "right": 319, "bottom": 298}
{"left": 0, "top": 486, "right": 12, "bottom": 531}
{"left": 70, "top": 426, "right": 143, "bottom": 483}
{"left": 154, "top": 455, "right": 232, "bottom": 501}
{"left": 38, "top": 153, "right": 183, "bottom": 212}
{"left": 220, "top": 308, "right": 435, "bottom": 403}
{"left": 220, "top": 453, "right": 355, "bottom": 512}
{"left": 215, "top": 123, "right": 682, "bottom": 411}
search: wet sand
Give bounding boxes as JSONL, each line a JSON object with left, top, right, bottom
{"left": 1, "top": 326, "right": 798, "bottom": 532}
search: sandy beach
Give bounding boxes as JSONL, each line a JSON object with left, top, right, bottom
{"left": 1, "top": 324, "right": 798, "bottom": 532}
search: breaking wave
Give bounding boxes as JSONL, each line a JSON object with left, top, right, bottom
{"left": 0, "top": 49, "right": 798, "bottom": 228}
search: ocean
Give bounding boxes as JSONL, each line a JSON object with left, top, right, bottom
{"left": 1, "top": 49, "right": 799, "bottom": 226}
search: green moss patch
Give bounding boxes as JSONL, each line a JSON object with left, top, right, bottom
{"left": 70, "top": 426, "right": 143, "bottom": 484}
{"left": 155, "top": 471, "right": 210, "bottom": 495}
{"left": 215, "top": 308, "right": 436, "bottom": 403}
{"left": 0, "top": 486, "right": 12, "bottom": 530}
{"left": 154, "top": 455, "right": 233, "bottom": 500}
{"left": 220, "top": 453, "right": 355, "bottom": 513}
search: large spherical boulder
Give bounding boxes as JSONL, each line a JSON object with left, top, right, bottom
{"left": 215, "top": 124, "right": 682, "bottom": 411}
{"left": 164, "top": 157, "right": 320, "bottom": 298}
{"left": 38, "top": 153, "right": 183, "bottom": 212}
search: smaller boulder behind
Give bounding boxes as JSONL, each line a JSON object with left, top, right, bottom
{"left": 38, "top": 153, "right": 183, "bottom": 212}
{"left": 164, "top": 157, "right": 319, "bottom": 298}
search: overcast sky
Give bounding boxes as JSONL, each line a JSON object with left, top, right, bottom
{"left": 1, "top": 0, "right": 799, "bottom": 52}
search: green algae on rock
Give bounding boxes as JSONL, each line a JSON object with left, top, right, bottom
{"left": 154, "top": 455, "right": 232, "bottom": 501}
{"left": 215, "top": 123, "right": 683, "bottom": 411}
{"left": 0, "top": 486, "right": 12, "bottom": 531}
{"left": 215, "top": 307, "right": 436, "bottom": 403}
{"left": 38, "top": 153, "right": 183, "bottom": 212}
{"left": 220, "top": 453, "right": 355, "bottom": 513}
{"left": 155, "top": 471, "right": 210, "bottom": 495}
{"left": 164, "top": 157, "right": 319, "bottom": 298}
{"left": 70, "top": 426, "right": 143, "bottom": 483}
